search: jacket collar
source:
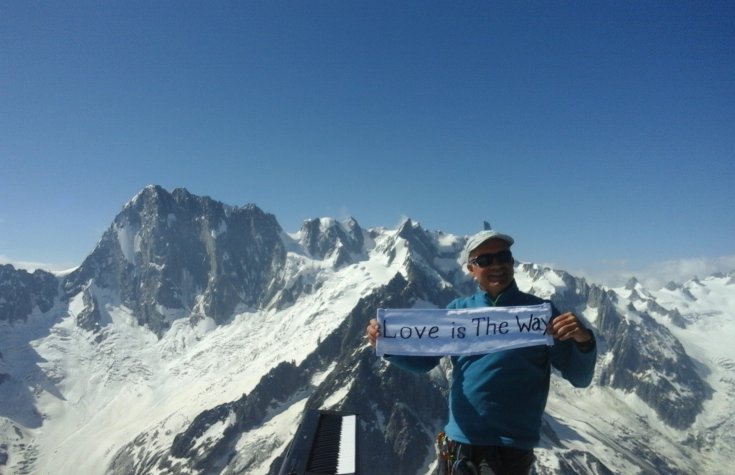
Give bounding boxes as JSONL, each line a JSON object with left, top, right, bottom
{"left": 482, "top": 280, "right": 520, "bottom": 306}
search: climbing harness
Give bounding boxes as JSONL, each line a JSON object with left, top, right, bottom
{"left": 436, "top": 432, "right": 480, "bottom": 475}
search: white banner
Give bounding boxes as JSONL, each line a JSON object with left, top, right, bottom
{"left": 375, "top": 303, "right": 553, "bottom": 356}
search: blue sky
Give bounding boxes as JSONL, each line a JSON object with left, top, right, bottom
{"left": 1, "top": 1, "right": 734, "bottom": 287}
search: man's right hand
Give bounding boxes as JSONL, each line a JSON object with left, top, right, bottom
{"left": 366, "top": 318, "right": 380, "bottom": 347}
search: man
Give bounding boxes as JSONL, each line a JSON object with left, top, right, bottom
{"left": 366, "top": 230, "right": 597, "bottom": 475}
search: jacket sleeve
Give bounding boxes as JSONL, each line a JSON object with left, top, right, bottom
{"left": 549, "top": 333, "right": 597, "bottom": 388}
{"left": 548, "top": 302, "right": 597, "bottom": 387}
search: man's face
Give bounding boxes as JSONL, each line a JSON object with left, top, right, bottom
{"left": 466, "top": 238, "right": 514, "bottom": 298}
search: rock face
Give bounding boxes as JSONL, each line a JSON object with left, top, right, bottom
{"left": 596, "top": 298, "right": 711, "bottom": 429}
{"left": 0, "top": 186, "right": 726, "bottom": 475}
{"left": 0, "top": 265, "right": 58, "bottom": 323}
{"left": 62, "top": 185, "right": 287, "bottom": 335}
{"left": 298, "top": 217, "right": 366, "bottom": 266}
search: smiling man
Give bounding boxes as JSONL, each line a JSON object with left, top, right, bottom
{"left": 366, "top": 230, "right": 597, "bottom": 475}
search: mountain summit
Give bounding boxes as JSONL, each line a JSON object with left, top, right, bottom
{"left": 1, "top": 186, "right": 733, "bottom": 474}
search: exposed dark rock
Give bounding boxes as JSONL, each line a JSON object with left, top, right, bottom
{"left": 0, "top": 265, "right": 58, "bottom": 323}
{"left": 63, "top": 186, "right": 287, "bottom": 336}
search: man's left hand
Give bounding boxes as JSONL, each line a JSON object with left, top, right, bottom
{"left": 549, "top": 312, "right": 592, "bottom": 343}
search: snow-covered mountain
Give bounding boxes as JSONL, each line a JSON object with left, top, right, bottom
{"left": 1, "top": 185, "right": 733, "bottom": 474}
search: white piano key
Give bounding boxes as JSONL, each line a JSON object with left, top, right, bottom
{"left": 336, "top": 414, "right": 356, "bottom": 474}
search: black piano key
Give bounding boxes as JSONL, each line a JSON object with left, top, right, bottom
{"left": 306, "top": 413, "right": 342, "bottom": 472}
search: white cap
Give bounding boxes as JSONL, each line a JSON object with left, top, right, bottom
{"left": 462, "top": 230, "right": 514, "bottom": 263}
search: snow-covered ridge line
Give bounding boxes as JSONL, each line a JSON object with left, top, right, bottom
{"left": 1, "top": 186, "right": 733, "bottom": 475}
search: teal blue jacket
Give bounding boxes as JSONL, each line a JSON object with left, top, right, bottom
{"left": 386, "top": 281, "right": 597, "bottom": 449}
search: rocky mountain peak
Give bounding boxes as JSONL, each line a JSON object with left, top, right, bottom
{"left": 624, "top": 276, "right": 639, "bottom": 290}
{"left": 297, "top": 217, "right": 365, "bottom": 266}
{"left": 664, "top": 280, "right": 680, "bottom": 291}
{"left": 0, "top": 265, "right": 58, "bottom": 323}
{"left": 63, "top": 187, "right": 286, "bottom": 336}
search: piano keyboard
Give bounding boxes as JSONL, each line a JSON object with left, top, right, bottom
{"left": 278, "top": 410, "right": 359, "bottom": 475}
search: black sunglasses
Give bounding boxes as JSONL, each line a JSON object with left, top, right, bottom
{"left": 469, "top": 250, "right": 513, "bottom": 267}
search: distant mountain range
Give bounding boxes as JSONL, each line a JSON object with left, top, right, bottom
{"left": 1, "top": 185, "right": 733, "bottom": 474}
